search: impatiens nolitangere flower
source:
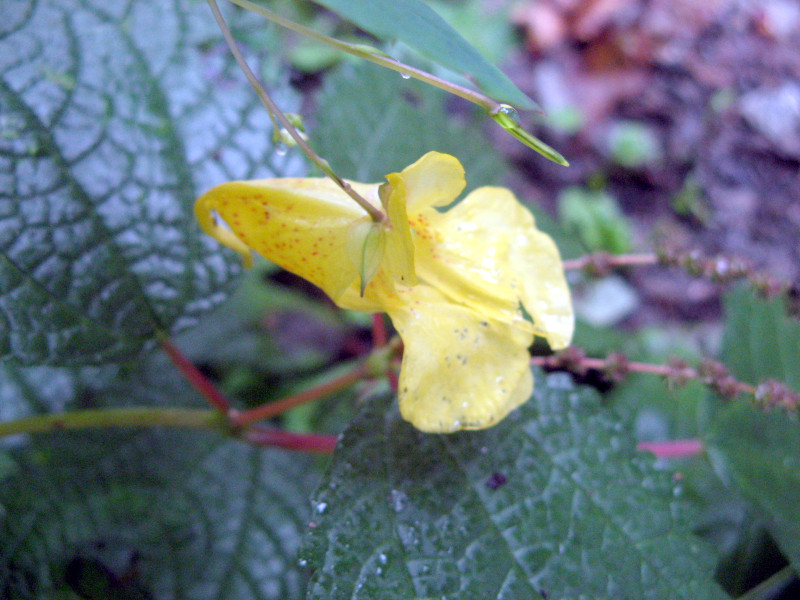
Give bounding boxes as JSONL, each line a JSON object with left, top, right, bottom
{"left": 195, "top": 152, "right": 573, "bottom": 433}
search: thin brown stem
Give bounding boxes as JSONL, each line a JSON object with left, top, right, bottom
{"left": 371, "top": 313, "right": 387, "bottom": 348}
{"left": 207, "top": 0, "right": 385, "bottom": 223}
{"left": 562, "top": 252, "right": 658, "bottom": 273}
{"left": 531, "top": 349, "right": 799, "bottom": 412}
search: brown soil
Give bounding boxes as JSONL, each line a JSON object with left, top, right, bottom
{"left": 505, "top": 0, "right": 800, "bottom": 326}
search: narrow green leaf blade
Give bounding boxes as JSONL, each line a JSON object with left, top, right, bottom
{"left": 0, "top": 0, "right": 302, "bottom": 364}
{"left": 307, "top": 0, "right": 537, "bottom": 110}
{"left": 301, "top": 373, "right": 727, "bottom": 600}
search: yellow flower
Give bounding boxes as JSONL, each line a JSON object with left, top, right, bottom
{"left": 195, "top": 152, "right": 573, "bottom": 433}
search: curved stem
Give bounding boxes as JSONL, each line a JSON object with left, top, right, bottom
{"left": 224, "top": 0, "right": 570, "bottom": 165}
{"left": 224, "top": 0, "right": 499, "bottom": 112}
{"left": 0, "top": 407, "right": 225, "bottom": 439}
{"left": 207, "top": 0, "right": 385, "bottom": 223}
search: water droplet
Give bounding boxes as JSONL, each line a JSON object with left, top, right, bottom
{"left": 400, "top": 73, "right": 411, "bottom": 79}
{"left": 496, "top": 104, "right": 521, "bottom": 126}
{"left": 275, "top": 143, "right": 288, "bottom": 156}
{"left": 378, "top": 553, "right": 388, "bottom": 565}
{"left": 376, "top": 567, "right": 383, "bottom": 575}
{"left": 315, "top": 501, "right": 328, "bottom": 514}
{"left": 298, "top": 559, "right": 308, "bottom": 567}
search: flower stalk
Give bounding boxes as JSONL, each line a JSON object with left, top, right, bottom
{"left": 207, "top": 0, "right": 385, "bottom": 222}
{"left": 222, "top": 0, "right": 569, "bottom": 165}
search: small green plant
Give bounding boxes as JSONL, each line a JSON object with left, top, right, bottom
{"left": 608, "top": 119, "right": 662, "bottom": 167}
{"left": 558, "top": 186, "right": 632, "bottom": 253}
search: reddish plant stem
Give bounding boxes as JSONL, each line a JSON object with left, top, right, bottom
{"left": 637, "top": 439, "right": 705, "bottom": 458}
{"left": 537, "top": 347, "right": 800, "bottom": 412}
{"left": 531, "top": 352, "right": 757, "bottom": 396}
{"left": 244, "top": 428, "right": 339, "bottom": 453}
{"left": 387, "top": 369, "right": 399, "bottom": 393}
{"left": 160, "top": 336, "right": 231, "bottom": 412}
{"left": 562, "top": 252, "right": 658, "bottom": 273}
{"left": 371, "top": 313, "right": 388, "bottom": 347}
{"left": 231, "top": 363, "right": 369, "bottom": 427}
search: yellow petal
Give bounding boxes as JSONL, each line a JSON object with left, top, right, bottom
{"left": 415, "top": 186, "right": 574, "bottom": 349}
{"left": 398, "top": 151, "right": 466, "bottom": 212}
{"left": 410, "top": 189, "right": 528, "bottom": 330}
{"left": 387, "top": 284, "right": 534, "bottom": 433}
{"left": 195, "top": 178, "right": 375, "bottom": 303}
{"left": 381, "top": 175, "right": 417, "bottom": 286}
{"left": 195, "top": 195, "right": 254, "bottom": 269}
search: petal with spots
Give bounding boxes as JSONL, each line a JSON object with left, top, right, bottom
{"left": 388, "top": 285, "right": 534, "bottom": 433}
{"left": 196, "top": 178, "right": 373, "bottom": 302}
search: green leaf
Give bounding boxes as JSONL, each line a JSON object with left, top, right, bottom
{"left": 300, "top": 373, "right": 727, "bottom": 600}
{"left": 703, "top": 287, "right": 800, "bottom": 571}
{"left": 314, "top": 62, "right": 506, "bottom": 189}
{"left": 427, "top": 0, "right": 516, "bottom": 66}
{"left": 0, "top": 0, "right": 303, "bottom": 365}
{"left": 0, "top": 359, "right": 318, "bottom": 600}
{"left": 307, "top": 0, "right": 536, "bottom": 110}
{"left": 0, "top": 430, "right": 316, "bottom": 600}
{"left": 706, "top": 403, "right": 800, "bottom": 572}
{"left": 719, "top": 286, "right": 800, "bottom": 389}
